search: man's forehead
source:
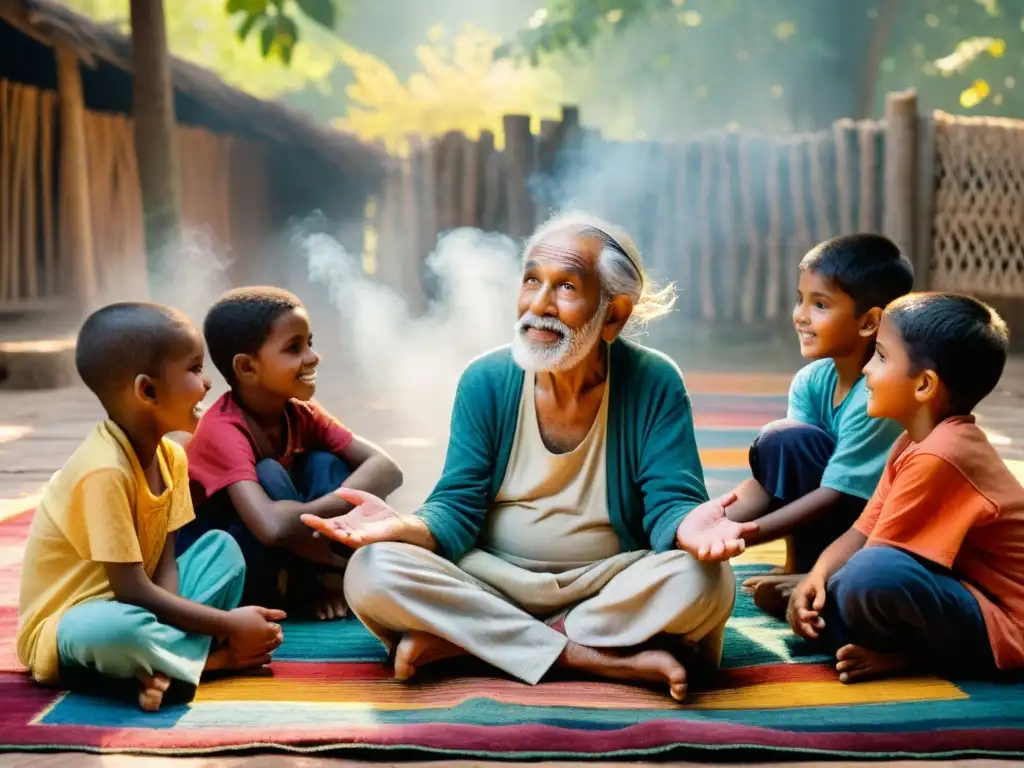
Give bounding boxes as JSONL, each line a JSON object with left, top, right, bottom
{"left": 526, "top": 230, "right": 600, "bottom": 272}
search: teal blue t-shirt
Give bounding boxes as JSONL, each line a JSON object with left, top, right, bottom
{"left": 786, "top": 358, "right": 904, "bottom": 500}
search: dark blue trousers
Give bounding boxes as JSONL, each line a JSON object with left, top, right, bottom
{"left": 178, "top": 450, "right": 351, "bottom": 607}
{"left": 821, "top": 545, "right": 995, "bottom": 673}
{"left": 749, "top": 419, "right": 866, "bottom": 572}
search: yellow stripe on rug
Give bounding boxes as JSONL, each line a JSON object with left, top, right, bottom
{"left": 193, "top": 673, "right": 964, "bottom": 711}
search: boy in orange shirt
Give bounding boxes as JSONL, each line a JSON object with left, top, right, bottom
{"left": 787, "top": 292, "right": 1024, "bottom": 682}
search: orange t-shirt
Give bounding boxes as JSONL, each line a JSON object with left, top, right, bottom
{"left": 853, "top": 415, "right": 1024, "bottom": 671}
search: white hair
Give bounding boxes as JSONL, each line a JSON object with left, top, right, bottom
{"left": 523, "top": 211, "right": 677, "bottom": 328}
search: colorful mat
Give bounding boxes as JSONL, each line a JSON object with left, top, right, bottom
{"left": 1, "top": 388, "right": 1023, "bottom": 760}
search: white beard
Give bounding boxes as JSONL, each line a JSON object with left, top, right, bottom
{"left": 511, "top": 301, "right": 608, "bottom": 372}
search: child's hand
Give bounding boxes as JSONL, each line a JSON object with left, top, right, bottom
{"left": 786, "top": 572, "right": 827, "bottom": 639}
{"left": 676, "top": 492, "right": 758, "bottom": 561}
{"left": 225, "top": 605, "right": 286, "bottom": 657}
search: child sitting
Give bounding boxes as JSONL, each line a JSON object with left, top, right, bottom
{"left": 178, "top": 287, "right": 403, "bottom": 621}
{"left": 787, "top": 293, "right": 1023, "bottom": 682}
{"left": 725, "top": 234, "right": 914, "bottom": 614}
{"left": 17, "top": 303, "right": 285, "bottom": 713}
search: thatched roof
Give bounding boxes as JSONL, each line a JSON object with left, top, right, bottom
{"left": 0, "top": 0, "right": 387, "bottom": 179}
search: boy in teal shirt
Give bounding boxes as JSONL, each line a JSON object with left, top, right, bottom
{"left": 725, "top": 234, "right": 914, "bottom": 616}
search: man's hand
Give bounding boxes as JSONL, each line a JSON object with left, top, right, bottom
{"left": 676, "top": 492, "right": 758, "bottom": 562}
{"left": 301, "top": 489, "right": 435, "bottom": 550}
{"left": 786, "top": 571, "right": 827, "bottom": 639}
{"left": 224, "top": 606, "right": 286, "bottom": 658}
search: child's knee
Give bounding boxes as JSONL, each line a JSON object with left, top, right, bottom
{"left": 58, "top": 601, "right": 153, "bottom": 661}
{"left": 255, "top": 458, "right": 290, "bottom": 490}
{"left": 751, "top": 419, "right": 832, "bottom": 462}
{"left": 193, "top": 529, "right": 245, "bottom": 574}
{"left": 830, "top": 547, "right": 915, "bottom": 626}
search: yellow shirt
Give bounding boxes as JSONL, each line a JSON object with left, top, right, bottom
{"left": 16, "top": 421, "right": 194, "bottom": 684}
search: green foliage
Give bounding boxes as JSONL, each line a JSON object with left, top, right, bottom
{"left": 226, "top": 0, "right": 339, "bottom": 65}
{"left": 502, "top": 0, "right": 1024, "bottom": 134}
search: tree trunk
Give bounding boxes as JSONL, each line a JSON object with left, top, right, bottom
{"left": 129, "top": 0, "right": 182, "bottom": 294}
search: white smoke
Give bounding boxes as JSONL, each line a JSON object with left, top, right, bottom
{"left": 298, "top": 227, "right": 523, "bottom": 509}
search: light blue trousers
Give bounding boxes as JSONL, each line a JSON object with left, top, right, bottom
{"left": 56, "top": 530, "right": 245, "bottom": 686}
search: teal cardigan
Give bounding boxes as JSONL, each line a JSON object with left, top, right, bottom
{"left": 415, "top": 338, "right": 710, "bottom": 562}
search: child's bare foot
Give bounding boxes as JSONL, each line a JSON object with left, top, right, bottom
{"left": 393, "top": 631, "right": 467, "bottom": 680}
{"left": 137, "top": 672, "right": 170, "bottom": 712}
{"left": 752, "top": 574, "right": 802, "bottom": 617}
{"left": 205, "top": 645, "right": 273, "bottom": 673}
{"left": 315, "top": 587, "right": 348, "bottom": 621}
{"left": 742, "top": 566, "right": 791, "bottom": 593}
{"left": 557, "top": 641, "right": 689, "bottom": 702}
{"left": 835, "top": 644, "right": 915, "bottom": 683}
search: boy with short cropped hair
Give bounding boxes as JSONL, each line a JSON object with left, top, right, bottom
{"left": 788, "top": 293, "right": 1024, "bottom": 683}
{"left": 179, "top": 287, "right": 403, "bottom": 620}
{"left": 17, "top": 303, "right": 285, "bottom": 713}
{"left": 724, "top": 234, "right": 914, "bottom": 613}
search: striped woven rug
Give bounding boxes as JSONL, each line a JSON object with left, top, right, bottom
{"left": 1, "top": 380, "right": 1023, "bottom": 760}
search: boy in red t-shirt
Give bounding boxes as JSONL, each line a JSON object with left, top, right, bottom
{"left": 787, "top": 292, "right": 1024, "bottom": 682}
{"left": 177, "top": 287, "right": 403, "bottom": 620}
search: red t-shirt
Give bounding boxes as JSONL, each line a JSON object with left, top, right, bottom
{"left": 854, "top": 416, "right": 1024, "bottom": 671}
{"left": 186, "top": 391, "right": 354, "bottom": 507}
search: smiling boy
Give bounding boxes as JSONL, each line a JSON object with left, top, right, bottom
{"left": 178, "top": 287, "right": 403, "bottom": 620}
{"left": 788, "top": 293, "right": 1024, "bottom": 683}
{"left": 723, "top": 234, "right": 914, "bottom": 615}
{"left": 17, "top": 303, "right": 286, "bottom": 713}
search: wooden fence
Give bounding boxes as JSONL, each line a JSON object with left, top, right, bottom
{"left": 0, "top": 78, "right": 274, "bottom": 313}
{"left": 373, "top": 91, "right": 983, "bottom": 326}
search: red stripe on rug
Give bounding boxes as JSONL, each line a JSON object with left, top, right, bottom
{"left": 0, "top": 718, "right": 1022, "bottom": 757}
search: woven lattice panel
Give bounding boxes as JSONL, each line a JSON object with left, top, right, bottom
{"left": 932, "top": 111, "right": 1024, "bottom": 295}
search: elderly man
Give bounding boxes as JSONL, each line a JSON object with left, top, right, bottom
{"left": 304, "top": 213, "right": 755, "bottom": 701}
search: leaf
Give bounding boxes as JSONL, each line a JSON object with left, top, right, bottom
{"left": 236, "top": 11, "right": 260, "bottom": 41}
{"left": 225, "top": 0, "right": 267, "bottom": 14}
{"left": 294, "top": 0, "right": 336, "bottom": 29}
{"left": 260, "top": 21, "right": 275, "bottom": 56}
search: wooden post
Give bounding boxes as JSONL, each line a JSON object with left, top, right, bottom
{"left": 55, "top": 46, "right": 97, "bottom": 309}
{"left": 913, "top": 114, "right": 938, "bottom": 289}
{"left": 883, "top": 89, "right": 918, "bottom": 259}
{"left": 502, "top": 114, "right": 534, "bottom": 240}
{"left": 130, "top": 0, "right": 183, "bottom": 288}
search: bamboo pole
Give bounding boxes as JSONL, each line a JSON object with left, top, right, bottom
{"left": 788, "top": 139, "right": 812, "bottom": 289}
{"left": 9, "top": 86, "right": 25, "bottom": 301}
{"left": 913, "top": 115, "right": 938, "bottom": 289}
{"left": 698, "top": 141, "right": 715, "bottom": 320}
{"left": 809, "top": 135, "right": 833, "bottom": 242}
{"left": 56, "top": 46, "right": 97, "bottom": 308}
{"left": 21, "top": 86, "right": 39, "bottom": 298}
{"left": 883, "top": 89, "right": 918, "bottom": 257}
{"left": 671, "top": 143, "right": 692, "bottom": 319}
{"left": 765, "top": 141, "right": 782, "bottom": 319}
{"left": 833, "top": 120, "right": 853, "bottom": 234}
{"left": 717, "top": 136, "right": 738, "bottom": 320}
{"left": 858, "top": 122, "right": 878, "bottom": 232}
{"left": 1, "top": 81, "right": 10, "bottom": 301}
{"left": 503, "top": 114, "right": 534, "bottom": 240}
{"left": 40, "top": 90, "right": 56, "bottom": 296}
{"left": 738, "top": 135, "right": 761, "bottom": 323}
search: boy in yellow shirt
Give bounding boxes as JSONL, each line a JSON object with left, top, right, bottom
{"left": 17, "top": 303, "right": 287, "bottom": 712}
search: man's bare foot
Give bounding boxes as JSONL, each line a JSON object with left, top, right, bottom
{"left": 393, "top": 631, "right": 467, "bottom": 681}
{"left": 205, "top": 645, "right": 273, "bottom": 673}
{"left": 752, "top": 575, "right": 802, "bottom": 618}
{"left": 557, "top": 641, "right": 688, "bottom": 702}
{"left": 315, "top": 587, "right": 347, "bottom": 621}
{"left": 137, "top": 672, "right": 170, "bottom": 712}
{"left": 835, "top": 644, "right": 915, "bottom": 684}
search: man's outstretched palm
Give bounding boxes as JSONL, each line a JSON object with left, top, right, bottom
{"left": 676, "top": 492, "right": 758, "bottom": 562}
{"left": 302, "top": 488, "right": 403, "bottom": 549}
